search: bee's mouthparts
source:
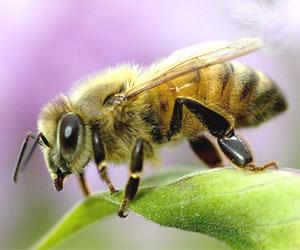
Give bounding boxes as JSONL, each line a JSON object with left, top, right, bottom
{"left": 54, "top": 176, "right": 64, "bottom": 191}
{"left": 53, "top": 170, "right": 69, "bottom": 191}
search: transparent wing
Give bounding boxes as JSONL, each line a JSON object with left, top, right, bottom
{"left": 124, "top": 37, "right": 263, "bottom": 99}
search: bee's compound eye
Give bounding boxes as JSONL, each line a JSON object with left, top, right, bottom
{"left": 59, "top": 113, "right": 81, "bottom": 152}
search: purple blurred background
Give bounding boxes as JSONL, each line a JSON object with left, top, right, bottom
{"left": 1, "top": 1, "right": 299, "bottom": 249}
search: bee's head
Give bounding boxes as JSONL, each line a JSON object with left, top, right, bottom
{"left": 13, "top": 97, "right": 91, "bottom": 191}
{"left": 49, "top": 112, "right": 85, "bottom": 190}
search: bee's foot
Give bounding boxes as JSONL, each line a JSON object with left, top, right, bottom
{"left": 117, "top": 209, "right": 128, "bottom": 218}
{"left": 118, "top": 198, "right": 129, "bottom": 218}
{"left": 108, "top": 184, "right": 118, "bottom": 195}
{"left": 110, "top": 189, "right": 119, "bottom": 195}
{"left": 244, "top": 162, "right": 278, "bottom": 172}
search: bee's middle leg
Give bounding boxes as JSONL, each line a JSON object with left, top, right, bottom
{"left": 118, "top": 138, "right": 144, "bottom": 218}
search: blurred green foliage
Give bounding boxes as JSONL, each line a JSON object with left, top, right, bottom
{"left": 36, "top": 168, "right": 300, "bottom": 250}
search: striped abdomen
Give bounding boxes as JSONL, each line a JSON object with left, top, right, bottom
{"left": 146, "top": 61, "right": 287, "bottom": 142}
{"left": 207, "top": 61, "right": 288, "bottom": 128}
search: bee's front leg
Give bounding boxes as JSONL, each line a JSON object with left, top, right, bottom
{"left": 98, "top": 164, "right": 117, "bottom": 194}
{"left": 77, "top": 172, "right": 91, "bottom": 197}
{"left": 92, "top": 127, "right": 117, "bottom": 194}
{"left": 118, "top": 138, "right": 144, "bottom": 218}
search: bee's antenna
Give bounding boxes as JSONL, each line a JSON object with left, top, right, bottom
{"left": 22, "top": 132, "right": 43, "bottom": 167}
{"left": 13, "top": 132, "right": 35, "bottom": 183}
{"left": 13, "top": 132, "right": 50, "bottom": 183}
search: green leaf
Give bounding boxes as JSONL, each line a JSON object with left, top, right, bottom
{"left": 35, "top": 167, "right": 300, "bottom": 250}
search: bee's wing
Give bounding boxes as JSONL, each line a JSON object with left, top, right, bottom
{"left": 124, "top": 37, "right": 263, "bottom": 99}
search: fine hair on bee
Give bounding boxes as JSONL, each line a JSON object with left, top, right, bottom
{"left": 13, "top": 37, "right": 287, "bottom": 218}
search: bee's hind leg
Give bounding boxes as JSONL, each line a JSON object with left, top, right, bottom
{"left": 174, "top": 97, "right": 276, "bottom": 171}
{"left": 189, "top": 135, "right": 223, "bottom": 168}
{"left": 217, "top": 131, "right": 277, "bottom": 171}
{"left": 118, "top": 138, "right": 144, "bottom": 218}
{"left": 243, "top": 162, "right": 278, "bottom": 172}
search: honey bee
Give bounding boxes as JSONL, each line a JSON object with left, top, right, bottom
{"left": 13, "top": 37, "right": 287, "bottom": 217}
